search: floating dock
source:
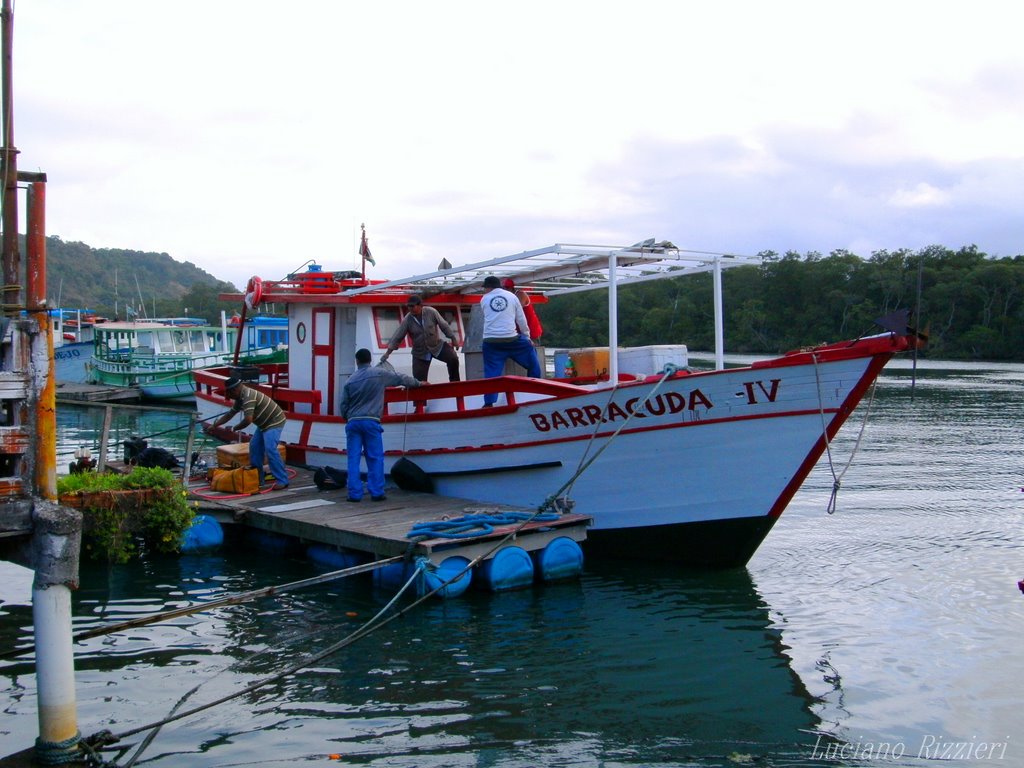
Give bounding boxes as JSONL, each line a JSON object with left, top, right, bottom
{"left": 55, "top": 381, "right": 141, "bottom": 403}
{"left": 188, "top": 466, "right": 591, "bottom": 566}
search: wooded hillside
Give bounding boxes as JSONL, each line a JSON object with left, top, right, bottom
{"left": 43, "top": 236, "right": 239, "bottom": 321}
{"left": 34, "top": 236, "right": 1024, "bottom": 360}
{"left": 540, "top": 245, "right": 1024, "bottom": 361}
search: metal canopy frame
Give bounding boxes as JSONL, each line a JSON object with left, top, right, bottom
{"left": 344, "top": 241, "right": 762, "bottom": 376}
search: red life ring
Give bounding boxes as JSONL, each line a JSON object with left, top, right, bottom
{"left": 244, "top": 276, "right": 263, "bottom": 311}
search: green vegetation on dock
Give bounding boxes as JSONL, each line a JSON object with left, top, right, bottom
{"left": 57, "top": 467, "right": 195, "bottom": 563}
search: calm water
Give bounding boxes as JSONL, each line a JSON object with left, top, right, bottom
{"left": 2, "top": 361, "right": 1023, "bottom": 766}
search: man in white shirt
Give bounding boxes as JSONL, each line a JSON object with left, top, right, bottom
{"left": 480, "top": 275, "right": 542, "bottom": 406}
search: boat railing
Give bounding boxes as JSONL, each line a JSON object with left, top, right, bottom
{"left": 195, "top": 365, "right": 591, "bottom": 419}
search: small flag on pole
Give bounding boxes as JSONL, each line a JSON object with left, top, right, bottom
{"left": 359, "top": 224, "right": 375, "bottom": 267}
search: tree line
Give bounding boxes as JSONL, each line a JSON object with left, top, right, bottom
{"left": 36, "top": 236, "right": 1024, "bottom": 360}
{"left": 538, "top": 245, "right": 1024, "bottom": 361}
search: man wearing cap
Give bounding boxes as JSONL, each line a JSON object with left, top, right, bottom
{"left": 481, "top": 275, "right": 542, "bottom": 407}
{"left": 205, "top": 376, "right": 290, "bottom": 491}
{"left": 339, "top": 348, "right": 421, "bottom": 502}
{"left": 380, "top": 294, "right": 461, "bottom": 382}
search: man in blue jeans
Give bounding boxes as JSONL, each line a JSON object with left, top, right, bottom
{"left": 480, "top": 275, "right": 542, "bottom": 406}
{"left": 338, "top": 348, "right": 421, "bottom": 502}
{"left": 205, "top": 376, "right": 290, "bottom": 490}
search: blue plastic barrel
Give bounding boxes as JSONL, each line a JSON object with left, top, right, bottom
{"left": 244, "top": 528, "right": 300, "bottom": 556}
{"left": 180, "top": 514, "right": 224, "bottom": 554}
{"left": 477, "top": 546, "right": 535, "bottom": 591}
{"left": 373, "top": 561, "right": 412, "bottom": 590}
{"left": 419, "top": 556, "right": 472, "bottom": 599}
{"left": 306, "top": 544, "right": 366, "bottom": 571}
{"left": 531, "top": 536, "right": 584, "bottom": 582}
{"left": 553, "top": 351, "right": 570, "bottom": 378}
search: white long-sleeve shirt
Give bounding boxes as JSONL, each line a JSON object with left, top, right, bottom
{"left": 481, "top": 287, "right": 530, "bottom": 340}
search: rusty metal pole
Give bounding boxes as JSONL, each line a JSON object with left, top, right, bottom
{"left": 1, "top": 0, "right": 18, "bottom": 318}
{"left": 7, "top": 0, "right": 82, "bottom": 755}
{"left": 26, "top": 179, "right": 56, "bottom": 498}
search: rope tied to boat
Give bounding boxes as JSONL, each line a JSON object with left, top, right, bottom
{"left": 540, "top": 363, "right": 681, "bottom": 513}
{"left": 33, "top": 730, "right": 83, "bottom": 766}
{"left": 811, "top": 353, "right": 878, "bottom": 514}
{"left": 406, "top": 510, "right": 560, "bottom": 540}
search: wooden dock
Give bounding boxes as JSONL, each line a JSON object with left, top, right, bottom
{"left": 55, "top": 381, "right": 141, "bottom": 403}
{"left": 188, "top": 466, "right": 590, "bottom": 564}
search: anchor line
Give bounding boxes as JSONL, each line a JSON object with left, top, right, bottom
{"left": 92, "top": 504, "right": 554, "bottom": 751}
{"left": 544, "top": 364, "right": 680, "bottom": 512}
{"left": 107, "top": 566, "right": 425, "bottom": 768}
{"left": 130, "top": 409, "right": 234, "bottom": 442}
{"left": 811, "top": 353, "right": 878, "bottom": 514}
{"left": 0, "top": 557, "right": 404, "bottom": 661}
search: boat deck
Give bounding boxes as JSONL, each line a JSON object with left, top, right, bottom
{"left": 188, "top": 466, "right": 590, "bottom": 564}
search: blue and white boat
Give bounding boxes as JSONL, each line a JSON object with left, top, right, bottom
{"left": 51, "top": 309, "right": 107, "bottom": 383}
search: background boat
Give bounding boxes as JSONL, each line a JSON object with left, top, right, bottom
{"left": 87, "top": 315, "right": 287, "bottom": 401}
{"left": 51, "top": 308, "right": 107, "bottom": 383}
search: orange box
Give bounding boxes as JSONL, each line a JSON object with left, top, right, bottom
{"left": 216, "top": 442, "right": 287, "bottom": 469}
{"left": 569, "top": 347, "right": 610, "bottom": 378}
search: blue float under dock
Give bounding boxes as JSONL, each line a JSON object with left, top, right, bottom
{"left": 187, "top": 466, "right": 591, "bottom": 594}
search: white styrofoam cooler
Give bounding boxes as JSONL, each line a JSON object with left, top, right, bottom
{"left": 616, "top": 345, "right": 689, "bottom": 376}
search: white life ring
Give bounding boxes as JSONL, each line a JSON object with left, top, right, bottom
{"left": 244, "top": 276, "right": 264, "bottom": 311}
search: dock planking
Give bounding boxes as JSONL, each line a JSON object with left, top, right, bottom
{"left": 55, "top": 382, "right": 141, "bottom": 403}
{"left": 188, "top": 466, "right": 590, "bottom": 564}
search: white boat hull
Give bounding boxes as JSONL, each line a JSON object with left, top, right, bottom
{"left": 196, "top": 345, "right": 891, "bottom": 566}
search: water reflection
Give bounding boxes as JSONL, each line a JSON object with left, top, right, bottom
{"left": 3, "top": 551, "right": 824, "bottom": 765}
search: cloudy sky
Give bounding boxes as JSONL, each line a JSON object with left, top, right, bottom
{"left": 13, "top": 1, "right": 1024, "bottom": 288}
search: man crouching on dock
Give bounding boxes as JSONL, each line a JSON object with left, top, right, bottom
{"left": 339, "top": 348, "right": 421, "bottom": 502}
{"left": 205, "top": 375, "right": 290, "bottom": 491}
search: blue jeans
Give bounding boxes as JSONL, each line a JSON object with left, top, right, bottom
{"left": 249, "top": 426, "right": 287, "bottom": 485}
{"left": 482, "top": 336, "right": 542, "bottom": 405}
{"left": 346, "top": 419, "right": 385, "bottom": 499}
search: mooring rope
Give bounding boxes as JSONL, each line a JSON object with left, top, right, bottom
{"left": 811, "top": 353, "right": 878, "bottom": 514}
{"left": 406, "top": 510, "right": 561, "bottom": 540}
{"left": 129, "top": 409, "right": 233, "bottom": 443}
{"left": 541, "top": 364, "right": 681, "bottom": 513}
{"left": 80, "top": 502, "right": 553, "bottom": 758}
{"left": 0, "top": 556, "right": 404, "bottom": 662}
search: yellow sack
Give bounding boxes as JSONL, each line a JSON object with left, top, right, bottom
{"left": 209, "top": 467, "right": 261, "bottom": 494}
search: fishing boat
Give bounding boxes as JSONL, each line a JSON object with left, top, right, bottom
{"left": 50, "top": 308, "right": 108, "bottom": 383}
{"left": 90, "top": 315, "right": 287, "bottom": 401}
{"left": 193, "top": 242, "right": 920, "bottom": 567}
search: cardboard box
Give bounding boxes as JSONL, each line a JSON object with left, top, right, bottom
{"left": 217, "top": 441, "right": 287, "bottom": 469}
{"left": 569, "top": 347, "right": 610, "bottom": 378}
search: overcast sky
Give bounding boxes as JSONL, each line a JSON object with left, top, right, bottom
{"left": 14, "top": 1, "right": 1024, "bottom": 289}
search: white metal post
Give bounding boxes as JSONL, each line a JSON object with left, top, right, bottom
{"left": 608, "top": 252, "right": 618, "bottom": 383}
{"left": 713, "top": 257, "right": 724, "bottom": 370}
{"left": 32, "top": 584, "right": 78, "bottom": 753}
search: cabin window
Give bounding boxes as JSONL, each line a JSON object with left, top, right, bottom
{"left": 373, "top": 307, "right": 406, "bottom": 348}
{"left": 437, "top": 306, "right": 464, "bottom": 344}
{"left": 372, "top": 306, "right": 464, "bottom": 347}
